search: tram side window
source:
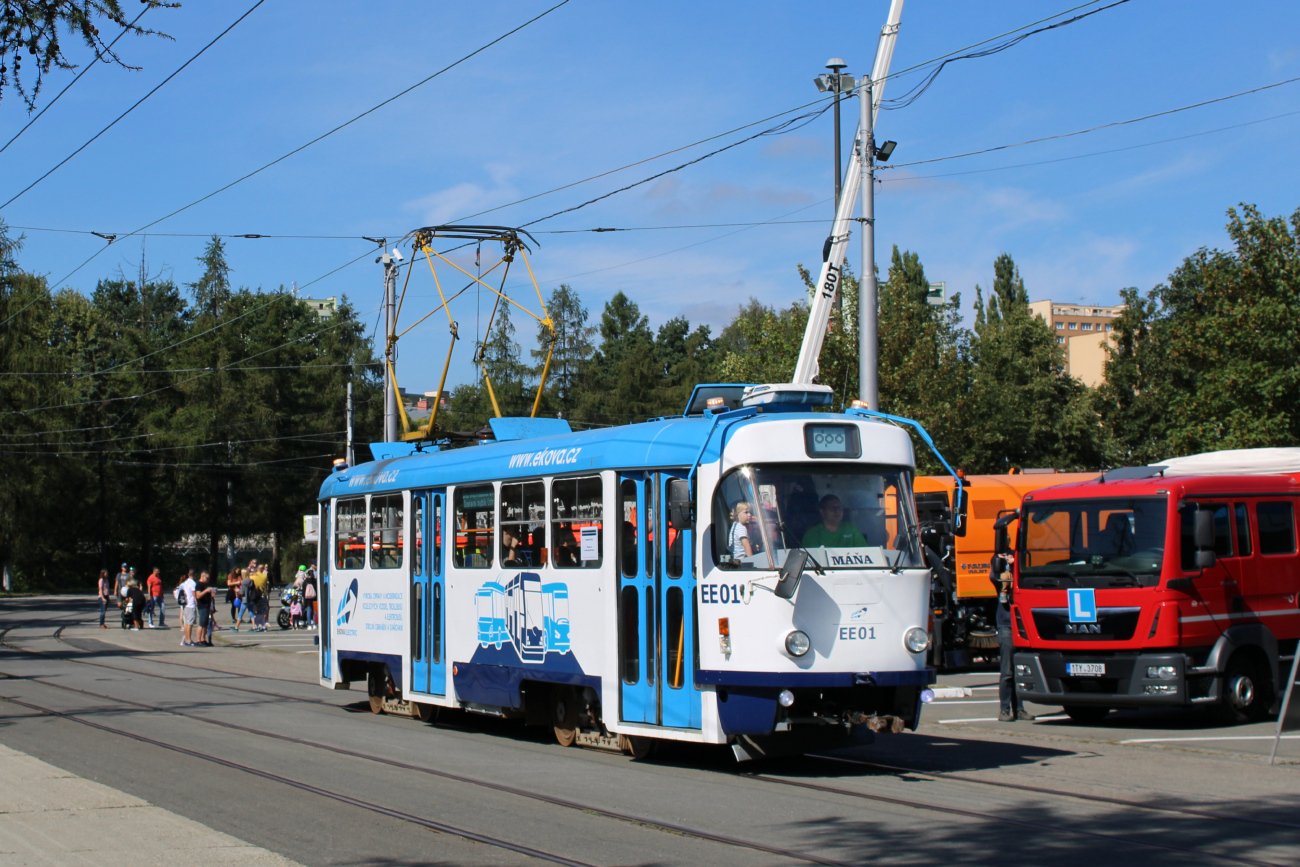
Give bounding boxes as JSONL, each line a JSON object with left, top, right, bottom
{"left": 501, "top": 481, "right": 546, "bottom": 568}
{"left": 619, "top": 479, "right": 638, "bottom": 578}
{"left": 552, "top": 476, "right": 603, "bottom": 569}
{"left": 455, "top": 486, "right": 495, "bottom": 569}
{"left": 370, "top": 494, "right": 404, "bottom": 569}
{"left": 335, "top": 498, "right": 366, "bottom": 570}
{"left": 413, "top": 497, "right": 424, "bottom": 576}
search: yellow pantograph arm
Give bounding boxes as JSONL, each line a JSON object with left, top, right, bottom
{"left": 432, "top": 249, "right": 544, "bottom": 325}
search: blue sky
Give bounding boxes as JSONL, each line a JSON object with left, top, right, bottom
{"left": 4, "top": 1, "right": 1299, "bottom": 392}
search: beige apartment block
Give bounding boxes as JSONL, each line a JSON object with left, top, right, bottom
{"left": 1028, "top": 299, "right": 1124, "bottom": 387}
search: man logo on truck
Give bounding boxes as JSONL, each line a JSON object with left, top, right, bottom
{"left": 1068, "top": 588, "right": 1097, "bottom": 623}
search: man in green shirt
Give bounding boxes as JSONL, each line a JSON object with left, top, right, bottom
{"left": 801, "top": 495, "right": 868, "bottom": 548}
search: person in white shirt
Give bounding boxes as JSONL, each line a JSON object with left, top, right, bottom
{"left": 177, "top": 571, "right": 198, "bottom": 647}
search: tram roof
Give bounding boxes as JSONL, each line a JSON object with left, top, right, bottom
{"left": 318, "top": 410, "right": 913, "bottom": 499}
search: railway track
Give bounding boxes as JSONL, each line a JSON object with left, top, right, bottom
{"left": 3, "top": 610, "right": 1296, "bottom": 867}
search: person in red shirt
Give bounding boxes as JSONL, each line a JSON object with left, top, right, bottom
{"left": 145, "top": 567, "right": 166, "bottom": 628}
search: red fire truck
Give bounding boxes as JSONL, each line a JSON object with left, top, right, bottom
{"left": 1005, "top": 449, "right": 1300, "bottom": 723}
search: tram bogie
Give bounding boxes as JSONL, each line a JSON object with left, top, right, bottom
{"left": 316, "top": 384, "right": 938, "bottom": 758}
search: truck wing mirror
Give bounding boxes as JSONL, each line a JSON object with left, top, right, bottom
{"left": 992, "top": 509, "right": 1019, "bottom": 557}
{"left": 666, "top": 479, "right": 693, "bottom": 530}
{"left": 953, "top": 482, "right": 968, "bottom": 538}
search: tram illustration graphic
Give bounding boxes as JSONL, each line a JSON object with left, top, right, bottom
{"left": 475, "top": 572, "right": 570, "bottom": 662}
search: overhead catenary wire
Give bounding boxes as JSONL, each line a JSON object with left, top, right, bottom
{"left": 32, "top": 0, "right": 573, "bottom": 296}
{"left": 0, "top": 2, "right": 267, "bottom": 212}
{"left": 881, "top": 74, "right": 1300, "bottom": 171}
{"left": 881, "top": 108, "right": 1300, "bottom": 183}
{"left": 880, "top": 0, "right": 1132, "bottom": 111}
{"left": 0, "top": 6, "right": 153, "bottom": 157}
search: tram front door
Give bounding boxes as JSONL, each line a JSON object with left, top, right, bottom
{"left": 617, "top": 471, "right": 700, "bottom": 729}
{"left": 410, "top": 490, "right": 447, "bottom": 696}
{"left": 320, "top": 501, "right": 331, "bottom": 682}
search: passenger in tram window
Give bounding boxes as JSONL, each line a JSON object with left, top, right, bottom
{"left": 728, "top": 502, "right": 755, "bottom": 558}
{"left": 801, "top": 495, "right": 868, "bottom": 548}
{"left": 554, "top": 527, "right": 580, "bottom": 567}
{"left": 502, "top": 527, "right": 524, "bottom": 566}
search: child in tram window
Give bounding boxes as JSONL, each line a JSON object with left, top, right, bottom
{"left": 729, "top": 502, "right": 755, "bottom": 558}
{"left": 289, "top": 598, "right": 305, "bottom": 629}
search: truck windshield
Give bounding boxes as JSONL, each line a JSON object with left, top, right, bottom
{"left": 713, "top": 463, "right": 921, "bottom": 571}
{"left": 1019, "top": 496, "right": 1167, "bottom": 588}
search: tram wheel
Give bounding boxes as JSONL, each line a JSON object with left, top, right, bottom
{"left": 367, "top": 670, "right": 386, "bottom": 715}
{"left": 619, "top": 734, "right": 657, "bottom": 760}
{"left": 552, "top": 686, "right": 578, "bottom": 747}
{"left": 414, "top": 702, "right": 438, "bottom": 723}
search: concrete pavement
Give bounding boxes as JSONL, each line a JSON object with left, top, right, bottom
{"left": 0, "top": 742, "right": 302, "bottom": 867}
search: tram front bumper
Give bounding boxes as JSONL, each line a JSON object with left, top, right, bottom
{"left": 706, "top": 669, "right": 935, "bottom": 736}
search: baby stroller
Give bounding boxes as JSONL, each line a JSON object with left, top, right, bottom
{"left": 277, "top": 585, "right": 304, "bottom": 630}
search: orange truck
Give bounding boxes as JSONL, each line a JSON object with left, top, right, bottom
{"left": 915, "top": 471, "right": 1096, "bottom": 668}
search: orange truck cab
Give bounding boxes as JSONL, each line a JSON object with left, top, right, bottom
{"left": 1009, "top": 450, "right": 1300, "bottom": 723}
{"left": 915, "top": 472, "right": 1095, "bottom": 668}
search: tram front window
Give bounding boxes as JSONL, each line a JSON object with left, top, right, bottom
{"left": 712, "top": 464, "right": 920, "bottom": 570}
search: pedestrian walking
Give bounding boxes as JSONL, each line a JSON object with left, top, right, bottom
{"left": 123, "top": 579, "right": 145, "bottom": 631}
{"left": 235, "top": 570, "right": 255, "bottom": 629}
{"left": 114, "top": 563, "right": 130, "bottom": 610}
{"left": 193, "top": 572, "right": 215, "bottom": 646}
{"left": 226, "top": 568, "right": 241, "bottom": 622}
{"left": 96, "top": 569, "right": 111, "bottom": 628}
{"left": 176, "top": 570, "right": 197, "bottom": 647}
{"left": 145, "top": 567, "right": 165, "bottom": 628}
{"left": 303, "top": 569, "right": 317, "bottom": 629}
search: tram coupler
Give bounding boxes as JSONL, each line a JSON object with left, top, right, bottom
{"left": 851, "top": 712, "right": 906, "bottom": 733}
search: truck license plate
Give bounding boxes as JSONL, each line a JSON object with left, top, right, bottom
{"left": 1067, "top": 663, "right": 1105, "bottom": 677}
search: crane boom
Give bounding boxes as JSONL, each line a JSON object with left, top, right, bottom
{"left": 791, "top": 0, "right": 903, "bottom": 386}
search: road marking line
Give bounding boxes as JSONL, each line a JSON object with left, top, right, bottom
{"left": 933, "top": 699, "right": 999, "bottom": 705}
{"left": 1120, "top": 735, "right": 1300, "bottom": 744}
{"left": 937, "top": 714, "right": 1068, "bottom": 724}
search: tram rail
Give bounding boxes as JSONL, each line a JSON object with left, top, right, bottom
{"left": 0, "top": 615, "right": 1293, "bottom": 867}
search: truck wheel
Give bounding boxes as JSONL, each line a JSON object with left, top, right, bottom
{"left": 1063, "top": 705, "right": 1110, "bottom": 724}
{"left": 552, "top": 686, "right": 578, "bottom": 747}
{"left": 1220, "top": 653, "right": 1270, "bottom": 724}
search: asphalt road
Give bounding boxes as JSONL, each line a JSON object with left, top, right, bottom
{"left": 1, "top": 595, "right": 1297, "bottom": 867}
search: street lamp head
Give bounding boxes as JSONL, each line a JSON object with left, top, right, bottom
{"left": 875, "top": 140, "right": 897, "bottom": 162}
{"left": 814, "top": 74, "right": 833, "bottom": 92}
{"left": 826, "top": 57, "right": 847, "bottom": 71}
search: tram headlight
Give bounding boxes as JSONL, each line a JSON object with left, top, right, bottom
{"left": 904, "top": 627, "right": 931, "bottom": 654}
{"left": 779, "top": 689, "right": 795, "bottom": 707}
{"left": 783, "top": 630, "right": 811, "bottom": 657}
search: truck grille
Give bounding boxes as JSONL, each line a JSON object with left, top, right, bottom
{"left": 1031, "top": 607, "right": 1141, "bottom": 641}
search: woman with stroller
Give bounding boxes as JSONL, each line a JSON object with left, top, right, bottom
{"left": 122, "top": 578, "right": 146, "bottom": 631}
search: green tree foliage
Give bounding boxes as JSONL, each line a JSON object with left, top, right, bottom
{"left": 1, "top": 1, "right": 177, "bottom": 109}
{"left": 0, "top": 224, "right": 379, "bottom": 589}
{"left": 965, "top": 254, "right": 1101, "bottom": 472}
{"left": 530, "top": 283, "right": 594, "bottom": 418}
{"left": 877, "top": 247, "right": 969, "bottom": 472}
{"left": 1099, "top": 203, "right": 1300, "bottom": 463}
{"left": 576, "top": 291, "right": 659, "bottom": 425}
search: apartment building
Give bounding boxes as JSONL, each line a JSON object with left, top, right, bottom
{"left": 1028, "top": 299, "right": 1125, "bottom": 387}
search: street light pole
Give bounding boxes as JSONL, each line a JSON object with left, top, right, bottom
{"left": 859, "top": 75, "right": 878, "bottom": 410}
{"left": 826, "top": 58, "right": 847, "bottom": 214}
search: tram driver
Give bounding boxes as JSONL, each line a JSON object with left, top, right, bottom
{"left": 801, "top": 494, "right": 868, "bottom": 549}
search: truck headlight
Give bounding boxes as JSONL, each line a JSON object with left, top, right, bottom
{"left": 784, "top": 630, "right": 811, "bottom": 657}
{"left": 1146, "top": 665, "right": 1177, "bottom": 680}
{"left": 904, "top": 627, "right": 930, "bottom": 653}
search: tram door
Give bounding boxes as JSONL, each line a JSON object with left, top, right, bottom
{"left": 617, "top": 472, "right": 701, "bottom": 728}
{"left": 657, "top": 471, "right": 700, "bottom": 729}
{"left": 410, "top": 490, "right": 447, "bottom": 696}
{"left": 320, "top": 501, "right": 331, "bottom": 681}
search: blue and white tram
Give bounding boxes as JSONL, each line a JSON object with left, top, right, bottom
{"left": 316, "top": 384, "right": 940, "bottom": 759}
